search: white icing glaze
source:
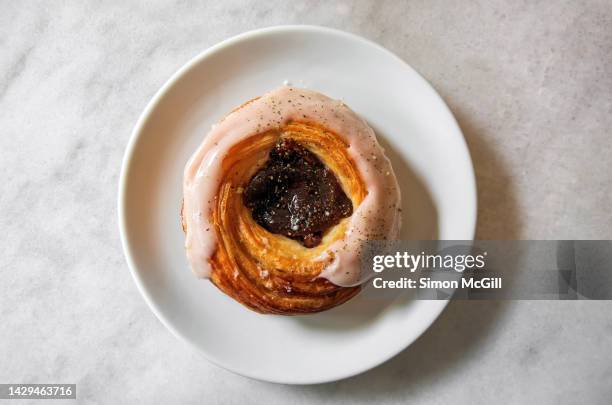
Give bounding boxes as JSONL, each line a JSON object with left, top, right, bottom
{"left": 183, "top": 86, "right": 401, "bottom": 287}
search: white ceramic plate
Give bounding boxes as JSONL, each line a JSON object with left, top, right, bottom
{"left": 119, "top": 26, "right": 476, "bottom": 384}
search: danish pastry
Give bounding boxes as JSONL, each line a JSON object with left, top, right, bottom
{"left": 182, "top": 86, "right": 401, "bottom": 314}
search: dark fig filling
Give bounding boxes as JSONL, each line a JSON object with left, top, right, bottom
{"left": 243, "top": 138, "right": 353, "bottom": 248}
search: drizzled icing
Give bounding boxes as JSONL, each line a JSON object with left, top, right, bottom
{"left": 183, "top": 86, "right": 401, "bottom": 287}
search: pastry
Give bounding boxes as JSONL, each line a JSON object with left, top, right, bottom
{"left": 182, "top": 86, "right": 401, "bottom": 314}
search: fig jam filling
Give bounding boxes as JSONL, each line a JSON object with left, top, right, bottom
{"left": 243, "top": 138, "right": 353, "bottom": 248}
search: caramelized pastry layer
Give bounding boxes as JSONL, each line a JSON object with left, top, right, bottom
{"left": 182, "top": 86, "right": 401, "bottom": 314}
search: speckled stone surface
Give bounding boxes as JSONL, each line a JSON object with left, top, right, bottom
{"left": 1, "top": 1, "right": 611, "bottom": 403}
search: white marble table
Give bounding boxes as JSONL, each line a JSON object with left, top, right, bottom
{"left": 2, "top": 1, "right": 611, "bottom": 403}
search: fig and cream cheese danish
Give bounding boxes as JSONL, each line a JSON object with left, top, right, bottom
{"left": 182, "top": 86, "right": 401, "bottom": 314}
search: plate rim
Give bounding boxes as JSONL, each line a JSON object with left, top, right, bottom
{"left": 118, "top": 24, "right": 477, "bottom": 385}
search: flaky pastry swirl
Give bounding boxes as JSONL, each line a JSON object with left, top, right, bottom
{"left": 182, "top": 87, "right": 401, "bottom": 314}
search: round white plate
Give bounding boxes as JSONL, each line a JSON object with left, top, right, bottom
{"left": 119, "top": 26, "right": 476, "bottom": 384}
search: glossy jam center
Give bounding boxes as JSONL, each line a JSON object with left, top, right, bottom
{"left": 243, "top": 138, "right": 353, "bottom": 247}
